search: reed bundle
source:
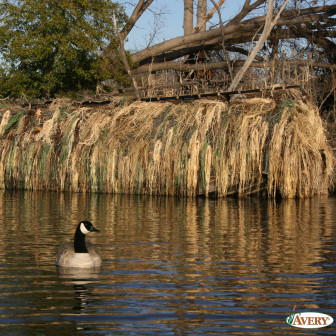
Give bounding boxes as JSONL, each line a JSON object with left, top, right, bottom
{"left": 0, "top": 97, "right": 334, "bottom": 197}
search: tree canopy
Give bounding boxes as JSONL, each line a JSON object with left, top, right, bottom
{"left": 0, "top": 0, "right": 127, "bottom": 98}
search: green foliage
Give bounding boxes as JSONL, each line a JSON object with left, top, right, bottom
{"left": 201, "top": 136, "right": 209, "bottom": 193}
{"left": 279, "top": 99, "right": 295, "bottom": 112}
{"left": 3, "top": 112, "right": 25, "bottom": 133}
{"left": 0, "top": 0, "right": 127, "bottom": 98}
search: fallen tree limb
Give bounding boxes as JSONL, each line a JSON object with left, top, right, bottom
{"left": 134, "top": 25, "right": 335, "bottom": 65}
{"left": 133, "top": 59, "right": 336, "bottom": 74}
{"left": 131, "top": 4, "right": 336, "bottom": 65}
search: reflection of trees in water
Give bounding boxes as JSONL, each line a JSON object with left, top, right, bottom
{"left": 0, "top": 191, "right": 334, "bottom": 276}
{"left": 120, "top": 197, "right": 334, "bottom": 305}
{"left": 0, "top": 191, "right": 335, "bottom": 328}
{"left": 91, "top": 195, "right": 335, "bottom": 315}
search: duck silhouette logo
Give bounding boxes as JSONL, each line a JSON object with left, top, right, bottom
{"left": 286, "top": 306, "right": 333, "bottom": 329}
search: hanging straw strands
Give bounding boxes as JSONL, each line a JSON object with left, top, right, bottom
{"left": 0, "top": 96, "right": 334, "bottom": 198}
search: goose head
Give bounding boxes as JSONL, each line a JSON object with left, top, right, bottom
{"left": 74, "top": 221, "right": 100, "bottom": 253}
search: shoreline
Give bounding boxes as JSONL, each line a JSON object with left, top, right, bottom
{"left": 0, "top": 94, "right": 334, "bottom": 198}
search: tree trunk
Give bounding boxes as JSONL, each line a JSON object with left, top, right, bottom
{"left": 184, "top": 0, "right": 194, "bottom": 35}
{"left": 194, "top": 0, "right": 225, "bottom": 33}
{"left": 197, "top": 0, "right": 207, "bottom": 32}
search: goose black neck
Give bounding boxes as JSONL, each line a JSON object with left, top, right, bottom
{"left": 74, "top": 226, "right": 88, "bottom": 253}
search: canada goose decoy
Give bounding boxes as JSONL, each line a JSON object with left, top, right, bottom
{"left": 56, "top": 221, "right": 102, "bottom": 268}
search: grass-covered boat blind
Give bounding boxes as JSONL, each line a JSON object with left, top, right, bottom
{"left": 0, "top": 96, "right": 334, "bottom": 198}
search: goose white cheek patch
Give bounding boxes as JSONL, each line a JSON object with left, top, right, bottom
{"left": 80, "top": 223, "right": 90, "bottom": 234}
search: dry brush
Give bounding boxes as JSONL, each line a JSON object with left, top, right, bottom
{"left": 0, "top": 96, "right": 334, "bottom": 198}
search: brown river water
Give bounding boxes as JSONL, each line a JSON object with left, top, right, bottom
{"left": 0, "top": 190, "right": 335, "bottom": 335}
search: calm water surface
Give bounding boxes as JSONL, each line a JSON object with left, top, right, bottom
{"left": 0, "top": 191, "right": 335, "bottom": 335}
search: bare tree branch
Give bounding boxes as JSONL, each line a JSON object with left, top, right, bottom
{"left": 120, "top": 0, "right": 154, "bottom": 39}
{"left": 194, "top": 0, "right": 226, "bottom": 33}
{"left": 113, "top": 14, "right": 141, "bottom": 100}
{"left": 131, "top": 4, "right": 336, "bottom": 65}
{"left": 228, "top": 0, "right": 290, "bottom": 91}
{"left": 209, "top": 0, "right": 232, "bottom": 80}
{"left": 288, "top": 24, "right": 336, "bottom": 64}
{"left": 226, "top": 46, "right": 264, "bottom": 61}
{"left": 228, "top": 0, "right": 266, "bottom": 26}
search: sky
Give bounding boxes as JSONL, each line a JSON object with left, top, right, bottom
{"left": 124, "top": 0, "right": 246, "bottom": 52}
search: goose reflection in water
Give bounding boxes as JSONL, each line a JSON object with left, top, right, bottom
{"left": 57, "top": 266, "right": 101, "bottom": 313}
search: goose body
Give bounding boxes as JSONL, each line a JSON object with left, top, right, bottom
{"left": 56, "top": 221, "right": 102, "bottom": 268}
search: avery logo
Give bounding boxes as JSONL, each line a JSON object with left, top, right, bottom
{"left": 286, "top": 312, "right": 333, "bottom": 329}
